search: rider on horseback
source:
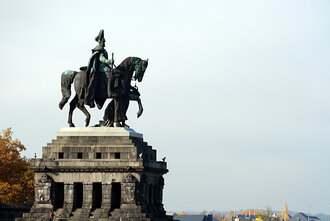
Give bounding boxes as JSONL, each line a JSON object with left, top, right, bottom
{"left": 84, "top": 29, "right": 117, "bottom": 108}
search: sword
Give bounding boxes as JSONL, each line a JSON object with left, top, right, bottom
{"left": 111, "top": 52, "right": 114, "bottom": 69}
{"left": 110, "top": 52, "right": 117, "bottom": 68}
{"left": 107, "top": 53, "right": 115, "bottom": 97}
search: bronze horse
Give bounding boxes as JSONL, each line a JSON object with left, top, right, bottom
{"left": 59, "top": 57, "right": 148, "bottom": 127}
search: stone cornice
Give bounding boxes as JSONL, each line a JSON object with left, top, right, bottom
{"left": 32, "top": 166, "right": 168, "bottom": 174}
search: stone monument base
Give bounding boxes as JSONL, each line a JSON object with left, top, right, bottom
{"left": 17, "top": 128, "right": 174, "bottom": 221}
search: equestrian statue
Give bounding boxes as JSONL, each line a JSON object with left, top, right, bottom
{"left": 58, "top": 30, "right": 148, "bottom": 127}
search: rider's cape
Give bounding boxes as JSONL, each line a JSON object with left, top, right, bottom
{"left": 84, "top": 48, "right": 110, "bottom": 96}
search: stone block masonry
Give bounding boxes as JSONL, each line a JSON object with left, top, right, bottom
{"left": 17, "top": 128, "right": 175, "bottom": 221}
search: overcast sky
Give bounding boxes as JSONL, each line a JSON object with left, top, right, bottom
{"left": 1, "top": 0, "right": 330, "bottom": 215}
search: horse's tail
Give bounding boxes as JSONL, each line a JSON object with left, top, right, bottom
{"left": 59, "top": 70, "right": 77, "bottom": 110}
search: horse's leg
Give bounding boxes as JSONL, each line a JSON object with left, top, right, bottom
{"left": 136, "top": 98, "right": 143, "bottom": 118}
{"left": 129, "top": 90, "right": 143, "bottom": 118}
{"left": 129, "top": 94, "right": 143, "bottom": 118}
{"left": 77, "top": 104, "right": 91, "bottom": 127}
{"left": 68, "top": 95, "right": 78, "bottom": 127}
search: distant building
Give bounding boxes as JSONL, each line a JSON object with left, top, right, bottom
{"left": 173, "top": 214, "right": 219, "bottom": 221}
{"left": 291, "top": 213, "right": 321, "bottom": 221}
{"left": 232, "top": 214, "right": 256, "bottom": 221}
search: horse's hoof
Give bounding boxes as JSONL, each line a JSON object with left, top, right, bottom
{"left": 69, "top": 123, "right": 75, "bottom": 127}
{"left": 107, "top": 121, "right": 114, "bottom": 127}
{"left": 115, "top": 122, "right": 123, "bottom": 127}
{"left": 85, "top": 118, "right": 90, "bottom": 127}
{"left": 97, "top": 103, "right": 103, "bottom": 110}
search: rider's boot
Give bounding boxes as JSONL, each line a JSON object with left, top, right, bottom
{"left": 85, "top": 79, "right": 96, "bottom": 108}
{"left": 84, "top": 97, "right": 95, "bottom": 108}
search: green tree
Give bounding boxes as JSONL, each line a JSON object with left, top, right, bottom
{"left": 255, "top": 206, "right": 274, "bottom": 221}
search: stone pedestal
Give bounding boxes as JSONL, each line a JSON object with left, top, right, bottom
{"left": 18, "top": 127, "right": 173, "bottom": 221}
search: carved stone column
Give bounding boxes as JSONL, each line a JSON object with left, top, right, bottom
{"left": 148, "top": 184, "right": 156, "bottom": 214}
{"left": 62, "top": 182, "right": 74, "bottom": 218}
{"left": 121, "top": 174, "right": 137, "bottom": 205}
{"left": 139, "top": 175, "right": 148, "bottom": 213}
{"left": 81, "top": 182, "right": 93, "bottom": 217}
{"left": 155, "top": 177, "right": 165, "bottom": 216}
{"left": 23, "top": 174, "right": 53, "bottom": 220}
{"left": 98, "top": 182, "right": 111, "bottom": 218}
{"left": 35, "top": 174, "right": 53, "bottom": 207}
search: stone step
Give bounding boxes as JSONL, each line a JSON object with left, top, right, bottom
{"left": 70, "top": 208, "right": 82, "bottom": 217}
{"left": 54, "top": 208, "right": 63, "bottom": 217}
{"left": 45, "top": 143, "right": 139, "bottom": 150}
{"left": 110, "top": 209, "right": 147, "bottom": 218}
{"left": 53, "top": 137, "right": 136, "bottom": 144}
{"left": 22, "top": 212, "right": 49, "bottom": 219}
{"left": 91, "top": 208, "right": 109, "bottom": 218}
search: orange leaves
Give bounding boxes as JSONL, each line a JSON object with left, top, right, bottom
{"left": 0, "top": 182, "right": 24, "bottom": 203}
{"left": 236, "top": 209, "right": 257, "bottom": 216}
{"left": 281, "top": 202, "right": 290, "bottom": 221}
{"left": 225, "top": 210, "right": 235, "bottom": 220}
{"left": 0, "top": 128, "right": 35, "bottom": 204}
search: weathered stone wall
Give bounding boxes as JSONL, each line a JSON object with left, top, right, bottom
{"left": 18, "top": 128, "right": 171, "bottom": 221}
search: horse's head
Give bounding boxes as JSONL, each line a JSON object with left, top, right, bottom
{"left": 134, "top": 58, "right": 148, "bottom": 82}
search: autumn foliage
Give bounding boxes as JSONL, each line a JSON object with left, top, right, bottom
{"left": 236, "top": 209, "right": 257, "bottom": 216}
{"left": 280, "top": 202, "right": 290, "bottom": 221}
{"left": 0, "top": 128, "right": 35, "bottom": 204}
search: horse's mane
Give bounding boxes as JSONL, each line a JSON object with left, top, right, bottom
{"left": 115, "top": 57, "right": 132, "bottom": 72}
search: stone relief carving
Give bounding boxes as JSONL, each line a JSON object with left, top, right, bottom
{"left": 39, "top": 174, "right": 49, "bottom": 183}
{"left": 36, "top": 174, "right": 52, "bottom": 204}
{"left": 126, "top": 186, "right": 135, "bottom": 203}
{"left": 123, "top": 174, "right": 136, "bottom": 183}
